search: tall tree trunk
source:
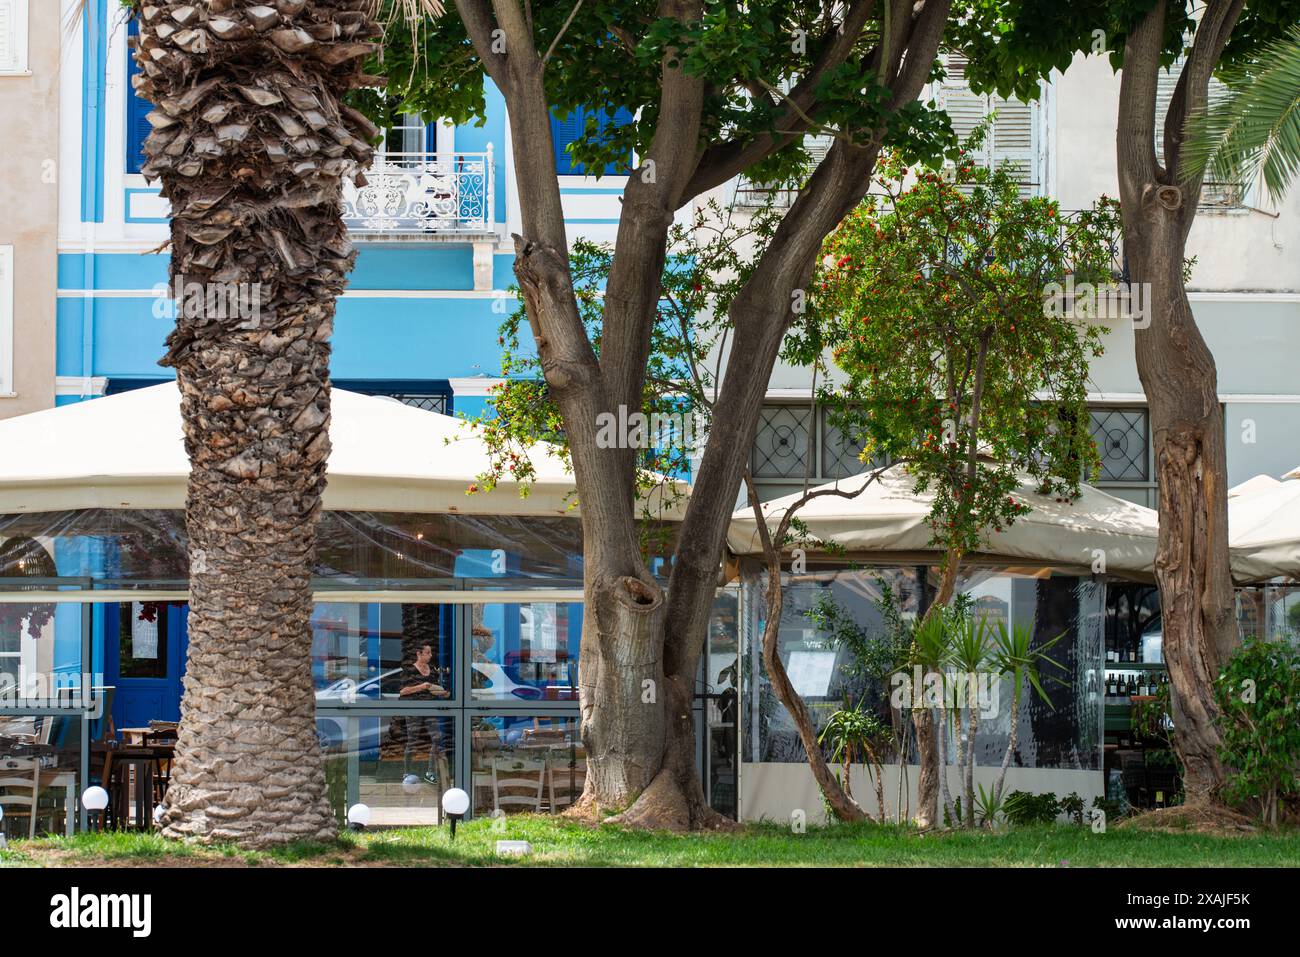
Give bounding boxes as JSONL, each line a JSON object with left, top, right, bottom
{"left": 913, "top": 549, "right": 961, "bottom": 828}
{"left": 1117, "top": 0, "right": 1244, "bottom": 804}
{"left": 132, "top": 0, "right": 381, "bottom": 846}
{"left": 455, "top": 0, "right": 953, "bottom": 829}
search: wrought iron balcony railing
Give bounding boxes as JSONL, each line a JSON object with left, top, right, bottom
{"left": 342, "top": 148, "right": 495, "bottom": 236}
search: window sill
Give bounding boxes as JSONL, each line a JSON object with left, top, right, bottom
{"left": 0, "top": 71, "right": 32, "bottom": 77}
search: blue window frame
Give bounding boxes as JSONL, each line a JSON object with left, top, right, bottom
{"left": 125, "top": 18, "right": 151, "bottom": 175}
{"left": 550, "top": 106, "right": 634, "bottom": 175}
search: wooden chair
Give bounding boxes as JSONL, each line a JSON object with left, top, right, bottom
{"left": 547, "top": 758, "right": 587, "bottom": 813}
{"left": 143, "top": 729, "right": 178, "bottom": 803}
{"left": 0, "top": 717, "right": 56, "bottom": 838}
{"left": 0, "top": 772, "right": 39, "bottom": 838}
{"left": 491, "top": 755, "right": 546, "bottom": 814}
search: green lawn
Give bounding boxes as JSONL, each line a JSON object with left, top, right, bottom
{"left": 3, "top": 816, "right": 1298, "bottom": 867}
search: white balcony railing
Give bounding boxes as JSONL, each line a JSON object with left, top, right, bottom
{"left": 342, "top": 147, "right": 495, "bottom": 235}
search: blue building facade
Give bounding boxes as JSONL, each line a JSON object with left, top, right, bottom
{"left": 56, "top": 1, "right": 634, "bottom": 420}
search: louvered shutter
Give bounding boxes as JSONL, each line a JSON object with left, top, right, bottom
{"left": 551, "top": 107, "right": 587, "bottom": 174}
{"left": 938, "top": 54, "right": 1041, "bottom": 196}
{"left": 125, "top": 18, "right": 152, "bottom": 174}
{"left": 0, "top": 1, "right": 13, "bottom": 72}
{"left": 0, "top": 245, "right": 12, "bottom": 397}
{"left": 0, "top": 0, "right": 26, "bottom": 74}
{"left": 989, "top": 97, "right": 1038, "bottom": 197}
{"left": 1155, "top": 55, "right": 1237, "bottom": 205}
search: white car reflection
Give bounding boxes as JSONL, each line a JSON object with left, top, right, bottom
{"left": 471, "top": 662, "right": 543, "bottom": 700}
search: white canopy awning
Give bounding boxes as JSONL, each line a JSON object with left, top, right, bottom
{"left": 726, "top": 463, "right": 1160, "bottom": 577}
{"left": 1229, "top": 477, "right": 1300, "bottom": 582}
{"left": 0, "top": 382, "right": 686, "bottom": 519}
{"left": 1229, "top": 474, "right": 1282, "bottom": 498}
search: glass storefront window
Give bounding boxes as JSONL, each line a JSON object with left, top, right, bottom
{"left": 0, "top": 712, "right": 84, "bottom": 838}
{"left": 312, "top": 602, "right": 455, "bottom": 703}
{"left": 746, "top": 567, "right": 923, "bottom": 764}
{"left": 706, "top": 588, "right": 739, "bottom": 818}
{"left": 470, "top": 602, "right": 581, "bottom": 703}
{"left": 318, "top": 713, "right": 456, "bottom": 827}
{"left": 469, "top": 714, "right": 585, "bottom": 817}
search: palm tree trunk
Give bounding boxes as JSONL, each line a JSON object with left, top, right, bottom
{"left": 131, "top": 0, "right": 381, "bottom": 847}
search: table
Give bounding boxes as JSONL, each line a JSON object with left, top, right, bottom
{"left": 100, "top": 744, "right": 175, "bottom": 830}
{"left": 118, "top": 727, "right": 176, "bottom": 746}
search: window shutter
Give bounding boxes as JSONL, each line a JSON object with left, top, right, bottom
{"left": 1155, "top": 55, "right": 1238, "bottom": 205}
{"left": 937, "top": 53, "right": 1041, "bottom": 196}
{"left": 0, "top": 1, "right": 13, "bottom": 71}
{"left": 990, "top": 97, "right": 1038, "bottom": 197}
{"left": 125, "top": 18, "right": 152, "bottom": 174}
{"left": 0, "top": 245, "right": 13, "bottom": 396}
{"left": 551, "top": 107, "right": 587, "bottom": 175}
{"left": 0, "top": 0, "right": 27, "bottom": 74}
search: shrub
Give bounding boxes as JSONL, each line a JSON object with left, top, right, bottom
{"left": 1215, "top": 637, "right": 1300, "bottom": 828}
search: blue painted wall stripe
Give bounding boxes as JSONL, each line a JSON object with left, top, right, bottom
{"left": 79, "top": 0, "right": 107, "bottom": 223}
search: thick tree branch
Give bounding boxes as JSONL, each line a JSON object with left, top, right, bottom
{"left": 683, "top": 0, "right": 879, "bottom": 198}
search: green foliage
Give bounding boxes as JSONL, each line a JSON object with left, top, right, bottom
{"left": 1182, "top": 26, "right": 1300, "bottom": 203}
{"left": 1058, "top": 791, "right": 1086, "bottom": 826}
{"left": 462, "top": 201, "right": 781, "bottom": 521}
{"left": 1215, "top": 637, "right": 1300, "bottom": 826}
{"left": 818, "top": 697, "right": 892, "bottom": 767}
{"left": 990, "top": 619, "right": 1067, "bottom": 711}
{"left": 974, "top": 782, "right": 1004, "bottom": 827}
{"left": 363, "top": 3, "right": 969, "bottom": 186}
{"left": 949, "top": 1, "right": 1300, "bottom": 102}
{"left": 792, "top": 137, "right": 1118, "bottom": 562}
{"left": 1002, "top": 789, "right": 1060, "bottom": 826}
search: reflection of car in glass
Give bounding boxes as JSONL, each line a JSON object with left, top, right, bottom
{"left": 315, "top": 668, "right": 401, "bottom": 703}
{"left": 316, "top": 669, "right": 401, "bottom": 757}
{"left": 470, "top": 662, "right": 542, "bottom": 700}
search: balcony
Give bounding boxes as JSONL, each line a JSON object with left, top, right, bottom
{"left": 342, "top": 148, "right": 496, "bottom": 239}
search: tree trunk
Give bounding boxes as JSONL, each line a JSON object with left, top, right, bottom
{"left": 993, "top": 680, "right": 1021, "bottom": 805}
{"left": 454, "top": 0, "right": 954, "bottom": 829}
{"left": 913, "top": 550, "right": 961, "bottom": 828}
{"left": 132, "top": 0, "right": 381, "bottom": 846}
{"left": 1117, "top": 0, "right": 1244, "bottom": 804}
{"left": 937, "top": 705, "right": 955, "bottom": 826}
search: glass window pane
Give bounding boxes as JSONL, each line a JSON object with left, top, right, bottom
{"left": 318, "top": 713, "right": 456, "bottom": 828}
{"left": 469, "top": 714, "right": 585, "bottom": 817}
{"left": 0, "top": 712, "right": 84, "bottom": 838}
{"left": 312, "top": 603, "right": 454, "bottom": 702}
{"left": 471, "top": 602, "right": 580, "bottom": 703}
{"left": 118, "top": 601, "right": 168, "bottom": 679}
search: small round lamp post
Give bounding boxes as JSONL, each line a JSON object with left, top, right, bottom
{"left": 82, "top": 786, "right": 110, "bottom": 832}
{"left": 347, "top": 803, "right": 371, "bottom": 832}
{"left": 441, "top": 787, "right": 469, "bottom": 840}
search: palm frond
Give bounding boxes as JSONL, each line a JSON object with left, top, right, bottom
{"left": 1181, "top": 26, "right": 1300, "bottom": 204}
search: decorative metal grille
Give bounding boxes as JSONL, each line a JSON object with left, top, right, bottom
{"left": 1089, "top": 407, "right": 1149, "bottom": 482}
{"left": 821, "top": 407, "right": 879, "bottom": 479}
{"left": 342, "top": 150, "right": 494, "bottom": 234}
{"left": 751, "top": 405, "right": 813, "bottom": 479}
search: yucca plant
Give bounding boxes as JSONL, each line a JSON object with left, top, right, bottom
{"left": 988, "top": 621, "right": 1067, "bottom": 805}
{"left": 818, "top": 698, "right": 892, "bottom": 822}
{"left": 947, "top": 614, "right": 993, "bottom": 828}
{"left": 1182, "top": 25, "right": 1300, "bottom": 204}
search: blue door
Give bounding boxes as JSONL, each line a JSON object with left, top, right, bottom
{"left": 104, "top": 601, "right": 189, "bottom": 735}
